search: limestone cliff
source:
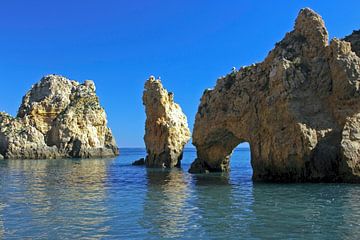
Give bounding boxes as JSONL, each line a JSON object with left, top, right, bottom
{"left": 190, "top": 8, "right": 360, "bottom": 182}
{"left": 0, "top": 75, "right": 119, "bottom": 159}
{"left": 143, "top": 76, "right": 191, "bottom": 168}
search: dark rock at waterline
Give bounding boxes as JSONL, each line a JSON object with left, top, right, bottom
{"left": 132, "top": 158, "right": 145, "bottom": 166}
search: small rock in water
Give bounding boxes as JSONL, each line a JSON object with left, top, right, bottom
{"left": 132, "top": 158, "right": 145, "bottom": 166}
{"left": 0, "top": 154, "right": 3, "bottom": 160}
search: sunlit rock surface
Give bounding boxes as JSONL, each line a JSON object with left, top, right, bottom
{"left": 0, "top": 75, "right": 119, "bottom": 159}
{"left": 190, "top": 8, "right": 360, "bottom": 182}
{"left": 143, "top": 76, "right": 191, "bottom": 168}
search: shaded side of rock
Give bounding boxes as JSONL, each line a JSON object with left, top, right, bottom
{"left": 190, "top": 8, "right": 360, "bottom": 182}
{"left": 143, "top": 76, "right": 191, "bottom": 168}
{"left": 343, "top": 30, "right": 360, "bottom": 57}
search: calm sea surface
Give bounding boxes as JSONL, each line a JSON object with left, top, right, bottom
{"left": 0, "top": 148, "right": 360, "bottom": 239}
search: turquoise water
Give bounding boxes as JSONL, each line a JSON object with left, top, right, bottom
{"left": 1, "top": 148, "right": 360, "bottom": 239}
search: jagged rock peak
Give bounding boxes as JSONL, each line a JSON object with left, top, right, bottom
{"left": 143, "top": 76, "right": 191, "bottom": 168}
{"left": 0, "top": 74, "right": 119, "bottom": 159}
{"left": 17, "top": 75, "right": 79, "bottom": 134}
{"left": 189, "top": 8, "right": 360, "bottom": 182}
{"left": 294, "top": 8, "right": 328, "bottom": 48}
{"left": 343, "top": 30, "right": 360, "bottom": 56}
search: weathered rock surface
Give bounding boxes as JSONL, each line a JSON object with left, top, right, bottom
{"left": 143, "top": 76, "right": 191, "bottom": 168}
{"left": 190, "top": 8, "right": 360, "bottom": 182}
{"left": 0, "top": 75, "right": 119, "bottom": 159}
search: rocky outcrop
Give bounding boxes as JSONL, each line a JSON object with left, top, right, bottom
{"left": 190, "top": 8, "right": 360, "bottom": 182}
{"left": 143, "top": 76, "right": 191, "bottom": 168}
{"left": 0, "top": 75, "right": 119, "bottom": 159}
{"left": 344, "top": 30, "right": 360, "bottom": 56}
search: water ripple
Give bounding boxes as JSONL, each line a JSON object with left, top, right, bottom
{"left": 0, "top": 149, "right": 360, "bottom": 239}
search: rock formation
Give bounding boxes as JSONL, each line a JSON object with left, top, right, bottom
{"left": 143, "top": 76, "right": 191, "bottom": 168}
{"left": 190, "top": 8, "right": 360, "bottom": 182}
{"left": 0, "top": 74, "right": 119, "bottom": 159}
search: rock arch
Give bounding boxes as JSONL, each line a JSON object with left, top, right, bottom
{"left": 189, "top": 8, "right": 360, "bottom": 182}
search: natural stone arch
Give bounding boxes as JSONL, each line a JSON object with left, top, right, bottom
{"left": 189, "top": 8, "right": 360, "bottom": 182}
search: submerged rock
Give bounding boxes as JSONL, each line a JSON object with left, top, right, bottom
{"left": 143, "top": 76, "right": 191, "bottom": 168}
{"left": 190, "top": 8, "right": 360, "bottom": 182}
{"left": 0, "top": 75, "right": 119, "bottom": 159}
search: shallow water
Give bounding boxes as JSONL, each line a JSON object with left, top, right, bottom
{"left": 0, "top": 148, "right": 360, "bottom": 239}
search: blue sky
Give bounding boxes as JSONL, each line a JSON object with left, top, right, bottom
{"left": 0, "top": 1, "right": 359, "bottom": 147}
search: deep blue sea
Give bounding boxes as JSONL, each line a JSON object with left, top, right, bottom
{"left": 1, "top": 148, "right": 360, "bottom": 239}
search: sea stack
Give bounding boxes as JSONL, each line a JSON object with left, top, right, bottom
{"left": 143, "top": 76, "right": 191, "bottom": 168}
{"left": 0, "top": 74, "right": 119, "bottom": 159}
{"left": 190, "top": 8, "right": 360, "bottom": 182}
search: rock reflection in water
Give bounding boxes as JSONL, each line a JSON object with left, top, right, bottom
{"left": 0, "top": 202, "right": 4, "bottom": 239}
{"left": 191, "top": 173, "right": 250, "bottom": 239}
{"left": 249, "top": 183, "right": 360, "bottom": 239}
{"left": 342, "top": 186, "right": 360, "bottom": 237}
{"left": 0, "top": 158, "right": 113, "bottom": 239}
{"left": 141, "top": 168, "right": 192, "bottom": 239}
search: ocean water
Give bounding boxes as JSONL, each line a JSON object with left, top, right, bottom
{"left": 0, "top": 148, "right": 360, "bottom": 239}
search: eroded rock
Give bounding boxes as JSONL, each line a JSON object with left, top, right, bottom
{"left": 0, "top": 74, "right": 119, "bottom": 159}
{"left": 190, "top": 8, "right": 360, "bottom": 182}
{"left": 143, "top": 76, "right": 191, "bottom": 168}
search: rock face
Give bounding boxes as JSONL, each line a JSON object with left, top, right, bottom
{"left": 190, "top": 8, "right": 360, "bottom": 182}
{"left": 143, "top": 76, "right": 191, "bottom": 168}
{"left": 0, "top": 75, "right": 119, "bottom": 159}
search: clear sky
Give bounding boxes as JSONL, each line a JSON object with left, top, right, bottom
{"left": 0, "top": 1, "right": 359, "bottom": 147}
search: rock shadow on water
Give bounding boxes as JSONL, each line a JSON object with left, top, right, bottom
{"left": 191, "top": 172, "right": 231, "bottom": 186}
{"left": 190, "top": 172, "right": 252, "bottom": 239}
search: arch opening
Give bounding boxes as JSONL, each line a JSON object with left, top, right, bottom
{"left": 189, "top": 128, "right": 254, "bottom": 177}
{"left": 228, "top": 142, "right": 252, "bottom": 179}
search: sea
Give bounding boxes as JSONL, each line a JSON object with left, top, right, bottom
{"left": 0, "top": 148, "right": 360, "bottom": 239}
